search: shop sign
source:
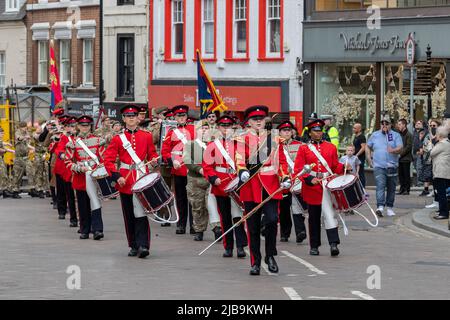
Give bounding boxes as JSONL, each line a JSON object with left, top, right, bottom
{"left": 406, "top": 33, "right": 416, "bottom": 66}
{"left": 340, "top": 32, "right": 408, "bottom": 54}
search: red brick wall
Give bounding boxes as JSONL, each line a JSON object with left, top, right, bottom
{"left": 26, "top": 4, "right": 100, "bottom": 94}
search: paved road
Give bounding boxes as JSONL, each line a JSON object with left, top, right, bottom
{"left": 0, "top": 191, "right": 449, "bottom": 300}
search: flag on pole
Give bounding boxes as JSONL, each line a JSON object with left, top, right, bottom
{"left": 49, "top": 41, "right": 63, "bottom": 111}
{"left": 197, "top": 50, "right": 227, "bottom": 119}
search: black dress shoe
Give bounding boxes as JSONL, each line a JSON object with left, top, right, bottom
{"left": 237, "top": 247, "right": 246, "bottom": 258}
{"left": 296, "top": 231, "right": 307, "bottom": 244}
{"left": 128, "top": 248, "right": 138, "bottom": 257}
{"left": 193, "top": 232, "right": 203, "bottom": 241}
{"left": 264, "top": 256, "right": 279, "bottom": 273}
{"left": 330, "top": 243, "right": 340, "bottom": 257}
{"left": 79, "top": 234, "right": 89, "bottom": 239}
{"left": 58, "top": 214, "right": 65, "bottom": 220}
{"left": 212, "top": 226, "right": 222, "bottom": 240}
{"left": 137, "top": 247, "right": 149, "bottom": 258}
{"left": 310, "top": 248, "right": 320, "bottom": 256}
{"left": 433, "top": 215, "right": 449, "bottom": 220}
{"left": 249, "top": 265, "right": 260, "bottom": 276}
{"left": 69, "top": 222, "right": 78, "bottom": 228}
{"left": 176, "top": 227, "right": 186, "bottom": 234}
{"left": 280, "top": 237, "right": 288, "bottom": 242}
{"left": 93, "top": 232, "right": 104, "bottom": 240}
{"left": 223, "top": 249, "right": 233, "bottom": 258}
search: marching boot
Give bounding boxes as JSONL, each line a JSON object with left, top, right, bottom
{"left": 280, "top": 236, "right": 289, "bottom": 242}
{"left": 69, "top": 221, "right": 78, "bottom": 228}
{"left": 237, "top": 247, "right": 246, "bottom": 258}
{"left": 264, "top": 256, "right": 279, "bottom": 273}
{"left": 310, "top": 248, "right": 320, "bottom": 256}
{"left": 176, "top": 226, "right": 186, "bottom": 234}
{"left": 212, "top": 226, "right": 222, "bottom": 240}
{"left": 93, "top": 231, "right": 104, "bottom": 240}
{"left": 330, "top": 243, "right": 340, "bottom": 257}
{"left": 223, "top": 249, "right": 233, "bottom": 258}
{"left": 137, "top": 246, "right": 149, "bottom": 259}
{"left": 79, "top": 234, "right": 89, "bottom": 240}
{"left": 193, "top": 232, "right": 203, "bottom": 241}
{"left": 249, "top": 265, "right": 260, "bottom": 276}
{"left": 128, "top": 248, "right": 138, "bottom": 257}
{"left": 296, "top": 231, "right": 307, "bottom": 244}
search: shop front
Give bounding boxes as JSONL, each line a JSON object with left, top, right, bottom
{"left": 303, "top": 19, "right": 450, "bottom": 148}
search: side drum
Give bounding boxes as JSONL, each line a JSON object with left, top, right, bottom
{"left": 91, "top": 165, "right": 119, "bottom": 199}
{"left": 131, "top": 172, "right": 174, "bottom": 213}
{"left": 326, "top": 174, "right": 365, "bottom": 212}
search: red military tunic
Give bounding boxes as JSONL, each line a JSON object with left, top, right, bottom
{"left": 54, "top": 133, "right": 74, "bottom": 182}
{"left": 236, "top": 130, "right": 289, "bottom": 203}
{"left": 202, "top": 137, "right": 238, "bottom": 197}
{"left": 293, "top": 140, "right": 344, "bottom": 205}
{"left": 103, "top": 128, "right": 158, "bottom": 195}
{"left": 64, "top": 133, "right": 105, "bottom": 191}
{"left": 161, "top": 124, "right": 195, "bottom": 176}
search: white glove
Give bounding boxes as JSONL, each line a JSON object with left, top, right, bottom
{"left": 280, "top": 179, "right": 292, "bottom": 190}
{"left": 240, "top": 170, "right": 250, "bottom": 183}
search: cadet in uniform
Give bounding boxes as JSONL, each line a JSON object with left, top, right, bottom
{"left": 103, "top": 106, "right": 158, "bottom": 258}
{"left": 94, "top": 116, "right": 114, "bottom": 146}
{"left": 32, "top": 123, "right": 49, "bottom": 198}
{"left": 202, "top": 115, "right": 248, "bottom": 258}
{"left": 294, "top": 119, "right": 351, "bottom": 256}
{"left": 161, "top": 105, "right": 195, "bottom": 234}
{"left": 65, "top": 116, "right": 105, "bottom": 240}
{"left": 236, "top": 106, "right": 291, "bottom": 275}
{"left": 277, "top": 121, "right": 307, "bottom": 243}
{"left": 184, "top": 120, "right": 210, "bottom": 241}
{"left": 11, "top": 122, "right": 32, "bottom": 198}
{"left": 0, "top": 127, "right": 13, "bottom": 198}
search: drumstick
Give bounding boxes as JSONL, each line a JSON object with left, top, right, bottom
{"left": 121, "top": 158, "right": 158, "bottom": 184}
{"left": 344, "top": 159, "right": 349, "bottom": 176}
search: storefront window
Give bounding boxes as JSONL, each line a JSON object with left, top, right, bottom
{"left": 384, "top": 62, "right": 447, "bottom": 123}
{"left": 316, "top": 63, "right": 377, "bottom": 149}
{"left": 315, "top": 0, "right": 450, "bottom": 11}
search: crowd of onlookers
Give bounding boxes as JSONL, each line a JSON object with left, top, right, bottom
{"left": 357, "top": 112, "right": 450, "bottom": 221}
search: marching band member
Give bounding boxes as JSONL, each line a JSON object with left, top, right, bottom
{"left": 202, "top": 115, "right": 248, "bottom": 258}
{"left": 103, "top": 106, "right": 158, "bottom": 258}
{"left": 54, "top": 116, "right": 78, "bottom": 226}
{"left": 161, "top": 105, "right": 195, "bottom": 235}
{"left": 294, "top": 119, "right": 351, "bottom": 257}
{"left": 236, "top": 106, "right": 290, "bottom": 276}
{"left": 184, "top": 120, "right": 211, "bottom": 241}
{"left": 277, "top": 121, "right": 307, "bottom": 243}
{"left": 65, "top": 116, "right": 105, "bottom": 240}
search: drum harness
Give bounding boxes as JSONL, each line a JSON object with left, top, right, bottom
{"left": 74, "top": 138, "right": 102, "bottom": 211}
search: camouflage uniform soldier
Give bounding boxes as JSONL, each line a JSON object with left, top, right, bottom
{"left": 94, "top": 116, "right": 113, "bottom": 146}
{"left": 26, "top": 125, "right": 38, "bottom": 198}
{"left": 0, "top": 128, "right": 13, "bottom": 198}
{"left": 33, "top": 124, "right": 49, "bottom": 198}
{"left": 11, "top": 122, "right": 31, "bottom": 198}
{"left": 184, "top": 121, "right": 210, "bottom": 241}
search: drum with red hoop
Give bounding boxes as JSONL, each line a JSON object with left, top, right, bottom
{"left": 131, "top": 172, "right": 174, "bottom": 213}
{"left": 326, "top": 174, "right": 366, "bottom": 212}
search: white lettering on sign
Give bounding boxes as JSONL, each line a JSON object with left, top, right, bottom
{"left": 184, "top": 94, "right": 195, "bottom": 103}
{"left": 340, "top": 32, "right": 408, "bottom": 54}
{"left": 223, "top": 96, "right": 238, "bottom": 106}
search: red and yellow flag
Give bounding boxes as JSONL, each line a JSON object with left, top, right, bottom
{"left": 49, "top": 41, "right": 63, "bottom": 110}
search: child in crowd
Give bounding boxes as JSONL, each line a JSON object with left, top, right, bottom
{"left": 339, "top": 145, "right": 361, "bottom": 175}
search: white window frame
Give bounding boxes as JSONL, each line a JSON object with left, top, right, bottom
{"left": 0, "top": 52, "right": 5, "bottom": 92}
{"left": 83, "top": 39, "right": 94, "bottom": 87}
{"left": 6, "top": 0, "right": 19, "bottom": 12}
{"left": 59, "top": 40, "right": 71, "bottom": 85}
{"left": 202, "top": 0, "right": 215, "bottom": 58}
{"left": 233, "top": 0, "right": 247, "bottom": 58}
{"left": 172, "top": 0, "right": 184, "bottom": 59}
{"left": 267, "top": 0, "right": 281, "bottom": 57}
{"left": 38, "top": 41, "right": 48, "bottom": 86}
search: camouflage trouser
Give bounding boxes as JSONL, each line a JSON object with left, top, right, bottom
{"left": 0, "top": 158, "right": 10, "bottom": 191}
{"left": 187, "top": 175, "right": 209, "bottom": 233}
{"left": 26, "top": 159, "right": 36, "bottom": 190}
{"left": 11, "top": 157, "right": 27, "bottom": 192}
{"left": 34, "top": 154, "right": 48, "bottom": 192}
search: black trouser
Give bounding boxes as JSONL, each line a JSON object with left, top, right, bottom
{"left": 174, "top": 175, "right": 192, "bottom": 230}
{"left": 50, "top": 186, "right": 57, "bottom": 204}
{"left": 76, "top": 190, "right": 103, "bottom": 235}
{"left": 216, "top": 196, "right": 247, "bottom": 250}
{"left": 359, "top": 161, "right": 366, "bottom": 188}
{"left": 119, "top": 193, "right": 150, "bottom": 250}
{"left": 398, "top": 162, "right": 411, "bottom": 192}
{"left": 434, "top": 178, "right": 450, "bottom": 217}
{"left": 308, "top": 204, "right": 340, "bottom": 249}
{"left": 56, "top": 174, "right": 77, "bottom": 223}
{"left": 244, "top": 198, "right": 278, "bottom": 267}
{"left": 280, "top": 193, "right": 307, "bottom": 239}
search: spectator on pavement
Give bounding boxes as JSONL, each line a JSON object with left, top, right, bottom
{"left": 367, "top": 115, "right": 403, "bottom": 217}
{"left": 430, "top": 126, "right": 450, "bottom": 220}
{"left": 413, "top": 120, "right": 426, "bottom": 187}
{"left": 424, "top": 119, "right": 442, "bottom": 209}
{"left": 340, "top": 145, "right": 361, "bottom": 175}
{"left": 396, "top": 119, "right": 413, "bottom": 195}
{"left": 353, "top": 123, "right": 367, "bottom": 187}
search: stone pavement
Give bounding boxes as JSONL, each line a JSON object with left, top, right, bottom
{"left": 0, "top": 190, "right": 449, "bottom": 300}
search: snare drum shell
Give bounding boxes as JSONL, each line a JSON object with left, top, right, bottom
{"left": 327, "top": 175, "right": 365, "bottom": 212}
{"left": 132, "top": 173, "right": 174, "bottom": 213}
